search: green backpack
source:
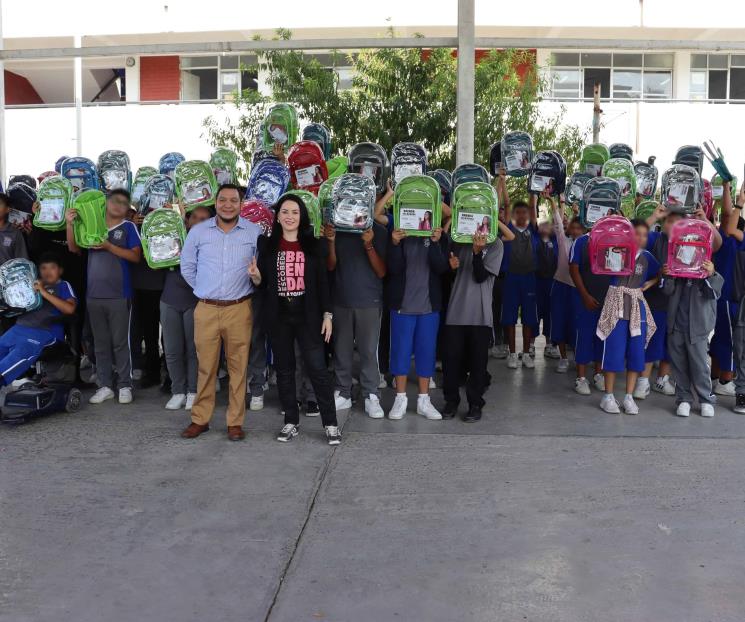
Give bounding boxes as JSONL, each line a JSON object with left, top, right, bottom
{"left": 602, "top": 158, "right": 637, "bottom": 215}
{"left": 634, "top": 200, "right": 657, "bottom": 221}
{"left": 72, "top": 189, "right": 108, "bottom": 248}
{"left": 712, "top": 174, "right": 738, "bottom": 212}
{"left": 210, "top": 148, "right": 239, "bottom": 185}
{"left": 280, "top": 190, "right": 322, "bottom": 238}
{"left": 141, "top": 209, "right": 187, "bottom": 269}
{"left": 393, "top": 175, "right": 442, "bottom": 237}
{"left": 580, "top": 143, "right": 610, "bottom": 177}
{"left": 326, "top": 156, "right": 349, "bottom": 180}
{"left": 262, "top": 103, "right": 299, "bottom": 150}
{"left": 450, "top": 182, "right": 498, "bottom": 244}
{"left": 174, "top": 160, "right": 218, "bottom": 212}
{"left": 131, "top": 166, "right": 158, "bottom": 211}
{"left": 34, "top": 176, "right": 73, "bottom": 231}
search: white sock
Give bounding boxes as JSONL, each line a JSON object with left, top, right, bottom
{"left": 625, "top": 393, "right": 633, "bottom": 400}
{"left": 417, "top": 393, "right": 428, "bottom": 401}
{"left": 396, "top": 392, "right": 406, "bottom": 398}
{"left": 605, "top": 392, "right": 614, "bottom": 398}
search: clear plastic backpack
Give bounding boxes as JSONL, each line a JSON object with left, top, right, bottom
{"left": 0, "top": 258, "right": 42, "bottom": 311}
{"left": 330, "top": 174, "right": 376, "bottom": 233}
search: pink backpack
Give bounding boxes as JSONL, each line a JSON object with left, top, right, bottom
{"left": 588, "top": 215, "right": 637, "bottom": 276}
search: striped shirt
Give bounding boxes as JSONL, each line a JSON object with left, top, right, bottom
{"left": 180, "top": 217, "right": 261, "bottom": 301}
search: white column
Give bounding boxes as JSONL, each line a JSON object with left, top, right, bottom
{"left": 674, "top": 51, "right": 691, "bottom": 100}
{"left": 74, "top": 35, "right": 82, "bottom": 156}
{"left": 125, "top": 56, "right": 140, "bottom": 102}
{"left": 456, "top": 0, "right": 475, "bottom": 166}
{"left": 0, "top": 0, "right": 6, "bottom": 187}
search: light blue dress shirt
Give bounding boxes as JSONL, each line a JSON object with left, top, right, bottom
{"left": 180, "top": 217, "right": 261, "bottom": 301}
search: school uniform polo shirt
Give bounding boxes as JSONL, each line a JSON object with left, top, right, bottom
{"left": 86, "top": 220, "right": 141, "bottom": 299}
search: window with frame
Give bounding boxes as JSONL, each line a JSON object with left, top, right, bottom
{"left": 180, "top": 55, "right": 258, "bottom": 101}
{"left": 690, "top": 54, "right": 745, "bottom": 101}
{"left": 549, "top": 52, "right": 673, "bottom": 101}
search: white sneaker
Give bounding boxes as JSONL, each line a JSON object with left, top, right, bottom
{"left": 622, "top": 394, "right": 639, "bottom": 415}
{"left": 633, "top": 378, "right": 651, "bottom": 400}
{"left": 364, "top": 394, "right": 384, "bottom": 419}
{"left": 700, "top": 403, "right": 715, "bottom": 418}
{"left": 166, "top": 393, "right": 186, "bottom": 410}
{"left": 506, "top": 353, "right": 519, "bottom": 369}
{"left": 593, "top": 373, "right": 606, "bottom": 392}
{"left": 388, "top": 394, "right": 408, "bottom": 420}
{"left": 653, "top": 375, "right": 675, "bottom": 396}
{"left": 416, "top": 395, "right": 442, "bottom": 420}
{"left": 334, "top": 390, "right": 352, "bottom": 411}
{"left": 675, "top": 402, "right": 691, "bottom": 417}
{"left": 574, "top": 377, "right": 591, "bottom": 395}
{"left": 249, "top": 395, "right": 264, "bottom": 411}
{"left": 600, "top": 393, "right": 620, "bottom": 414}
{"left": 529, "top": 344, "right": 536, "bottom": 357}
{"left": 185, "top": 393, "right": 196, "bottom": 410}
{"left": 490, "top": 344, "right": 509, "bottom": 359}
{"left": 378, "top": 374, "right": 388, "bottom": 390}
{"left": 118, "top": 387, "right": 133, "bottom": 404}
{"left": 545, "top": 344, "right": 561, "bottom": 359}
{"left": 88, "top": 387, "right": 115, "bottom": 404}
{"left": 522, "top": 354, "right": 535, "bottom": 369}
{"left": 556, "top": 358, "right": 569, "bottom": 373}
{"left": 714, "top": 381, "right": 735, "bottom": 397}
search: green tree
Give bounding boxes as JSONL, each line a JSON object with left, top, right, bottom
{"left": 203, "top": 28, "right": 587, "bottom": 183}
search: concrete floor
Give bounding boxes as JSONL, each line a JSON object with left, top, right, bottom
{"left": 2, "top": 350, "right": 745, "bottom": 622}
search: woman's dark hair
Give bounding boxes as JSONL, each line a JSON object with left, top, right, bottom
{"left": 268, "top": 194, "right": 317, "bottom": 253}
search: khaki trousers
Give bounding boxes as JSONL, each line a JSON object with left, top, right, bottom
{"left": 191, "top": 299, "right": 252, "bottom": 427}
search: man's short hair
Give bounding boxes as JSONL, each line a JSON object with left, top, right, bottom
{"left": 108, "top": 188, "right": 131, "bottom": 203}
{"left": 216, "top": 183, "right": 244, "bottom": 201}
{"left": 513, "top": 201, "right": 530, "bottom": 211}
{"left": 630, "top": 218, "right": 649, "bottom": 230}
{"left": 38, "top": 252, "right": 63, "bottom": 268}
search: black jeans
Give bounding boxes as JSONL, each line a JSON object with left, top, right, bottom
{"left": 442, "top": 325, "right": 491, "bottom": 408}
{"left": 271, "top": 312, "right": 337, "bottom": 427}
{"left": 491, "top": 273, "right": 505, "bottom": 346}
{"left": 131, "top": 289, "right": 162, "bottom": 382}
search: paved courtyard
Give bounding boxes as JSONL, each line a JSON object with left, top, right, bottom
{"left": 2, "top": 350, "right": 745, "bottom": 622}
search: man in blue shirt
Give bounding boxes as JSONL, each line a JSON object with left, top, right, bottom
{"left": 179, "top": 184, "right": 261, "bottom": 441}
{"left": 66, "top": 188, "right": 142, "bottom": 406}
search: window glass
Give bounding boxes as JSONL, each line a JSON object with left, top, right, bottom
{"left": 181, "top": 56, "right": 218, "bottom": 69}
{"left": 181, "top": 68, "right": 217, "bottom": 99}
{"left": 241, "top": 70, "right": 259, "bottom": 92}
{"left": 220, "top": 72, "right": 240, "bottom": 99}
{"left": 643, "top": 72, "right": 672, "bottom": 99}
{"left": 612, "top": 70, "right": 642, "bottom": 98}
{"left": 551, "top": 69, "right": 581, "bottom": 97}
{"left": 708, "top": 55, "right": 728, "bottom": 69}
{"left": 708, "top": 70, "right": 728, "bottom": 99}
{"left": 613, "top": 54, "right": 642, "bottom": 68}
{"left": 220, "top": 56, "right": 239, "bottom": 70}
{"left": 731, "top": 55, "right": 745, "bottom": 68}
{"left": 644, "top": 53, "right": 674, "bottom": 69}
{"left": 691, "top": 54, "right": 708, "bottom": 69}
{"left": 584, "top": 68, "right": 610, "bottom": 99}
{"left": 550, "top": 52, "right": 579, "bottom": 66}
{"left": 729, "top": 68, "right": 745, "bottom": 100}
{"left": 689, "top": 71, "right": 707, "bottom": 100}
{"left": 581, "top": 53, "right": 612, "bottom": 67}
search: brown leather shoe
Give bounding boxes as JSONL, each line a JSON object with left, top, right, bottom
{"left": 181, "top": 422, "right": 209, "bottom": 439}
{"left": 227, "top": 426, "right": 245, "bottom": 441}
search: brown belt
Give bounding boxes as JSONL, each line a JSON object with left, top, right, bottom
{"left": 200, "top": 295, "right": 251, "bottom": 307}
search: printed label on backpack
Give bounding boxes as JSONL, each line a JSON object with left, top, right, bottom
{"left": 269, "top": 124, "right": 288, "bottom": 145}
{"left": 215, "top": 169, "right": 232, "bottom": 185}
{"left": 399, "top": 207, "right": 433, "bottom": 232}
{"left": 638, "top": 178, "right": 654, "bottom": 197}
{"left": 668, "top": 183, "right": 694, "bottom": 206}
{"left": 585, "top": 163, "right": 602, "bottom": 177}
{"left": 456, "top": 211, "right": 491, "bottom": 237}
{"left": 712, "top": 186, "right": 724, "bottom": 199}
{"left": 360, "top": 163, "right": 378, "bottom": 180}
{"left": 586, "top": 203, "right": 610, "bottom": 224}
{"left": 504, "top": 151, "right": 527, "bottom": 173}
{"left": 394, "top": 163, "right": 422, "bottom": 183}
{"left": 616, "top": 177, "right": 631, "bottom": 196}
{"left": 605, "top": 248, "right": 624, "bottom": 272}
{"left": 676, "top": 245, "right": 697, "bottom": 266}
{"left": 131, "top": 183, "right": 146, "bottom": 205}
{"left": 39, "top": 198, "right": 65, "bottom": 223}
{"left": 8, "top": 209, "right": 31, "bottom": 225}
{"left": 530, "top": 175, "right": 552, "bottom": 193}
{"left": 295, "top": 165, "right": 319, "bottom": 188}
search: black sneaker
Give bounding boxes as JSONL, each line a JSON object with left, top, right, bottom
{"left": 735, "top": 394, "right": 745, "bottom": 414}
{"left": 305, "top": 401, "right": 320, "bottom": 417}
{"left": 442, "top": 402, "right": 459, "bottom": 419}
{"left": 325, "top": 425, "right": 342, "bottom": 446}
{"left": 462, "top": 405, "right": 482, "bottom": 423}
{"left": 277, "top": 423, "right": 299, "bottom": 442}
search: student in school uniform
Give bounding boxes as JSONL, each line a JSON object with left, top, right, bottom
{"left": 724, "top": 182, "right": 745, "bottom": 412}
{"left": 549, "top": 197, "right": 585, "bottom": 373}
{"left": 500, "top": 180, "right": 540, "bottom": 369}
{"left": 569, "top": 226, "right": 611, "bottom": 396}
{"left": 0, "top": 193, "right": 30, "bottom": 264}
{"left": 595, "top": 219, "right": 660, "bottom": 415}
{"left": 531, "top": 217, "right": 559, "bottom": 358}
{"left": 442, "top": 221, "right": 514, "bottom": 422}
{"left": 66, "top": 188, "right": 142, "bottom": 405}
{"left": 663, "top": 257, "right": 722, "bottom": 418}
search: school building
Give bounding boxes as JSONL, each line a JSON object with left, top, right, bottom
{"left": 2, "top": 0, "right": 745, "bottom": 178}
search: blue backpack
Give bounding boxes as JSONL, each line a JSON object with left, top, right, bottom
{"left": 60, "top": 157, "right": 98, "bottom": 195}
{"left": 246, "top": 159, "right": 290, "bottom": 207}
{"left": 159, "top": 152, "right": 186, "bottom": 178}
{"left": 301, "top": 123, "right": 332, "bottom": 160}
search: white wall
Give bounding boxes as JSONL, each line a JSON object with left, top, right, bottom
{"left": 4, "top": 100, "right": 745, "bottom": 184}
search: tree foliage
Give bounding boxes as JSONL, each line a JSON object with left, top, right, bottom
{"left": 203, "top": 28, "right": 587, "bottom": 183}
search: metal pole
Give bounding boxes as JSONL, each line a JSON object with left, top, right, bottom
{"left": 74, "top": 35, "right": 82, "bottom": 156}
{"left": 592, "top": 83, "right": 602, "bottom": 143}
{"left": 0, "top": 0, "right": 6, "bottom": 187}
{"left": 456, "top": 0, "right": 475, "bottom": 166}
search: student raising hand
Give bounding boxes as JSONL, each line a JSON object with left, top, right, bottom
{"left": 449, "top": 251, "right": 460, "bottom": 270}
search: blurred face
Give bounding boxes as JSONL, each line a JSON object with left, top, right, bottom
{"left": 514, "top": 206, "right": 529, "bottom": 226}
{"left": 215, "top": 188, "right": 241, "bottom": 223}
{"left": 277, "top": 200, "right": 301, "bottom": 234}
{"left": 634, "top": 224, "right": 649, "bottom": 250}
{"left": 568, "top": 220, "right": 585, "bottom": 240}
{"left": 187, "top": 207, "right": 211, "bottom": 230}
{"left": 538, "top": 222, "right": 551, "bottom": 237}
{"left": 106, "top": 193, "right": 130, "bottom": 219}
{"left": 663, "top": 213, "right": 682, "bottom": 235}
{"left": 0, "top": 201, "right": 8, "bottom": 219}
{"left": 39, "top": 262, "right": 62, "bottom": 285}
